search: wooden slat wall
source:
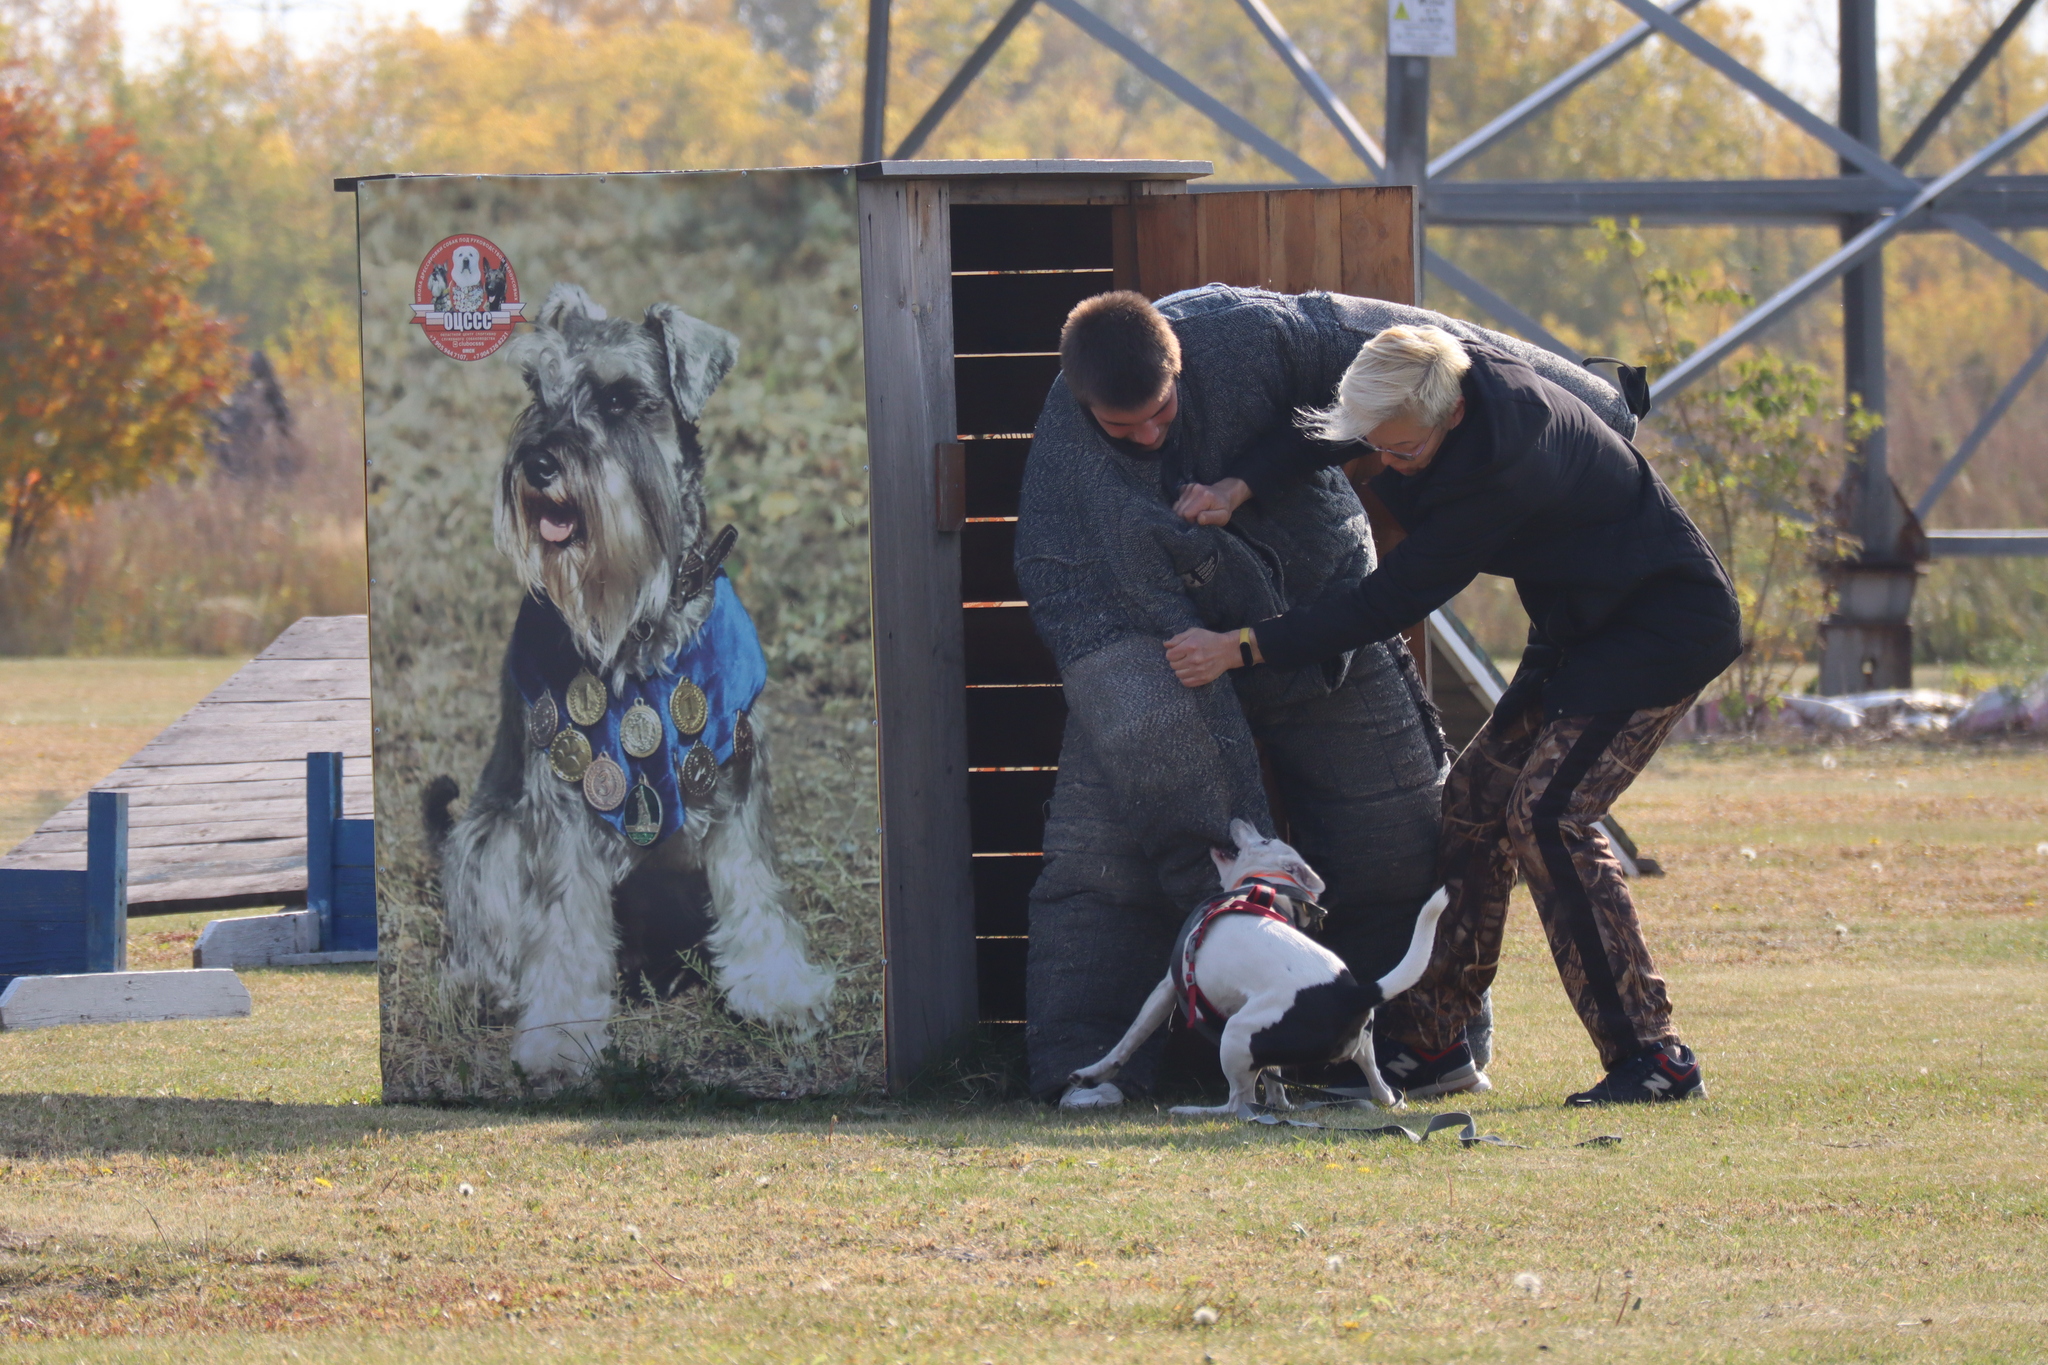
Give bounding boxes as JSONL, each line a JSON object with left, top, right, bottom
{"left": 1117, "top": 186, "right": 1415, "bottom": 305}
{"left": 860, "top": 178, "right": 979, "bottom": 1088}
{"left": 950, "top": 202, "right": 1113, "bottom": 1023}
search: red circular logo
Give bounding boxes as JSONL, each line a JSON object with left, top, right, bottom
{"left": 412, "top": 234, "right": 523, "bottom": 361}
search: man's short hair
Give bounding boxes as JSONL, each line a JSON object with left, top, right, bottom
{"left": 1059, "top": 291, "right": 1182, "bottom": 410}
{"left": 1302, "top": 324, "right": 1471, "bottom": 443}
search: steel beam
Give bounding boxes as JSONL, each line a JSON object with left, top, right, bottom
{"left": 1914, "top": 330, "right": 2048, "bottom": 520}
{"left": 1838, "top": 0, "right": 1893, "bottom": 569}
{"left": 862, "top": 0, "right": 892, "bottom": 162}
{"left": 1893, "top": 0, "right": 2042, "bottom": 170}
{"left": 1038, "top": 0, "right": 1331, "bottom": 183}
{"left": 891, "top": 0, "right": 1039, "bottom": 161}
{"left": 1414, "top": 174, "right": 2048, "bottom": 227}
{"left": 1649, "top": 99, "right": 2048, "bottom": 400}
{"left": 1926, "top": 530, "right": 2048, "bottom": 556}
{"left": 1234, "top": 0, "right": 1384, "bottom": 176}
{"left": 1429, "top": 0, "right": 1707, "bottom": 181}
{"left": 1423, "top": 249, "right": 1578, "bottom": 358}
{"left": 1383, "top": 53, "right": 1430, "bottom": 190}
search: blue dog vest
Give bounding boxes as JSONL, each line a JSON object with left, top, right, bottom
{"left": 508, "top": 573, "right": 768, "bottom": 847}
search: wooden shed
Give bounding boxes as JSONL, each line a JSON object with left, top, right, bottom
{"left": 855, "top": 160, "right": 1423, "bottom": 1086}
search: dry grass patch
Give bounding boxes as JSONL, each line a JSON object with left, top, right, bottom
{"left": 0, "top": 741, "right": 2041, "bottom": 1364}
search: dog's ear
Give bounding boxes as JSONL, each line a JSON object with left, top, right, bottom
{"left": 1210, "top": 845, "right": 1235, "bottom": 887}
{"left": 537, "top": 283, "right": 608, "bottom": 329}
{"left": 1228, "top": 818, "right": 1261, "bottom": 852}
{"left": 645, "top": 304, "right": 739, "bottom": 426}
{"left": 1286, "top": 859, "right": 1327, "bottom": 899}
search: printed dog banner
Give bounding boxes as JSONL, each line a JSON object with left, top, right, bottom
{"left": 355, "top": 171, "right": 881, "bottom": 1100}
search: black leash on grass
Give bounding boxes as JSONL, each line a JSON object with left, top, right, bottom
{"left": 1244, "top": 1106, "right": 1528, "bottom": 1148}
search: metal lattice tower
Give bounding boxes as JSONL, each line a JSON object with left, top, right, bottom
{"left": 861, "top": 0, "right": 2048, "bottom": 693}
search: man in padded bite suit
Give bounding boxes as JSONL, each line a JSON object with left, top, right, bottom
{"left": 1015, "top": 286, "right": 1639, "bottom": 1107}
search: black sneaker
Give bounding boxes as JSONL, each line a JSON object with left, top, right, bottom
{"left": 1564, "top": 1043, "right": 1706, "bottom": 1106}
{"left": 1375, "top": 1040, "right": 1491, "bottom": 1100}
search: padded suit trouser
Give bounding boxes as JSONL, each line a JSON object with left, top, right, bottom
{"left": 1373, "top": 693, "right": 1695, "bottom": 1071}
{"left": 1024, "top": 656, "right": 1443, "bottom": 1101}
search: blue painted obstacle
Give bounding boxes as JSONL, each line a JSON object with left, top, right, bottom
{"left": 306, "top": 752, "right": 376, "bottom": 953}
{"left": 0, "top": 791, "right": 129, "bottom": 990}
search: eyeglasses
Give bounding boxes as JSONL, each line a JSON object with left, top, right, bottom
{"left": 1361, "top": 434, "right": 1432, "bottom": 459}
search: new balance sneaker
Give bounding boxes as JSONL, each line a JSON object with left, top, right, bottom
{"left": 1564, "top": 1043, "right": 1706, "bottom": 1106}
{"left": 1375, "top": 1040, "right": 1492, "bottom": 1100}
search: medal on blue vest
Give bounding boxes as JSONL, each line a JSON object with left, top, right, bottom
{"left": 508, "top": 572, "right": 768, "bottom": 847}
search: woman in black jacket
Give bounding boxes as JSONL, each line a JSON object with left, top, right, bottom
{"left": 1165, "top": 325, "right": 1740, "bottom": 1105}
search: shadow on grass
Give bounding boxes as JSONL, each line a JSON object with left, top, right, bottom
{"left": 5, "top": 1021, "right": 1549, "bottom": 1158}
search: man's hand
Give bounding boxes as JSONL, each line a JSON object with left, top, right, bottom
{"left": 1165, "top": 627, "right": 1256, "bottom": 687}
{"left": 1172, "top": 477, "right": 1251, "bottom": 526}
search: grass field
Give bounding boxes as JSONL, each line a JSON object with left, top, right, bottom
{"left": 0, "top": 658, "right": 247, "bottom": 854}
{"left": 1, "top": 690, "right": 2044, "bottom": 1361}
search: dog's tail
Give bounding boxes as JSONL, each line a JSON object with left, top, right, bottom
{"left": 1373, "top": 886, "right": 1450, "bottom": 1001}
{"left": 422, "top": 775, "right": 461, "bottom": 848}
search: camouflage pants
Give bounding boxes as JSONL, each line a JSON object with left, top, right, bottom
{"left": 1374, "top": 694, "right": 1694, "bottom": 1071}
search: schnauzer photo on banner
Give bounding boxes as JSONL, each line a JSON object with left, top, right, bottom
{"left": 354, "top": 169, "right": 879, "bottom": 1100}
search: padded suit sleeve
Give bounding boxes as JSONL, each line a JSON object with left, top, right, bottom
{"left": 1254, "top": 482, "right": 1527, "bottom": 668}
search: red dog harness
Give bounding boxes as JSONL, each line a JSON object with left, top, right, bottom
{"left": 1174, "top": 883, "right": 1296, "bottom": 1037}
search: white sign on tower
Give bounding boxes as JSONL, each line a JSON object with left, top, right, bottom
{"left": 1388, "top": 0, "right": 1456, "bottom": 58}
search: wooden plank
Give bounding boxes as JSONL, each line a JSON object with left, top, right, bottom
{"left": 193, "top": 911, "right": 318, "bottom": 968}
{"left": 1337, "top": 186, "right": 1417, "bottom": 304}
{"left": 31, "top": 793, "right": 370, "bottom": 833}
{"left": 255, "top": 615, "right": 368, "bottom": 660}
{"left": 1129, "top": 196, "right": 1199, "bottom": 298}
{"left": 1195, "top": 193, "right": 1265, "bottom": 288}
{"left": 130, "top": 875, "right": 307, "bottom": 908}
{"left": 5, "top": 841, "right": 309, "bottom": 876}
{"left": 0, "top": 870, "right": 89, "bottom": 912}
{"left": 137, "top": 699, "right": 371, "bottom": 727}
{"left": 334, "top": 818, "right": 374, "bottom": 867}
{"left": 860, "top": 159, "right": 1210, "bottom": 180}
{"left": 0, "top": 970, "right": 252, "bottom": 1031}
{"left": 945, "top": 179, "right": 1153, "bottom": 207}
{"left": 859, "top": 176, "right": 979, "bottom": 1091}
{"left": 70, "top": 759, "right": 360, "bottom": 789}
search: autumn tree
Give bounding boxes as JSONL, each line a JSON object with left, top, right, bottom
{"left": 0, "top": 86, "right": 238, "bottom": 630}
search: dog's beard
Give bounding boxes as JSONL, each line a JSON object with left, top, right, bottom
{"left": 497, "top": 427, "right": 699, "bottom": 670}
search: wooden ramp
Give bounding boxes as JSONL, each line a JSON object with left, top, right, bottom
{"left": 0, "top": 617, "right": 371, "bottom": 914}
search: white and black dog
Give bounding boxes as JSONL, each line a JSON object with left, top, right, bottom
{"left": 425, "top": 283, "right": 835, "bottom": 1083}
{"left": 1066, "top": 819, "right": 1449, "bottom": 1117}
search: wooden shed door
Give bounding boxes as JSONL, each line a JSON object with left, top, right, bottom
{"left": 948, "top": 186, "right": 1415, "bottom": 1028}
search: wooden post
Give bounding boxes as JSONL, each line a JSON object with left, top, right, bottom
{"left": 307, "top": 751, "right": 343, "bottom": 952}
{"left": 858, "top": 175, "right": 978, "bottom": 1089}
{"left": 84, "top": 790, "right": 127, "bottom": 973}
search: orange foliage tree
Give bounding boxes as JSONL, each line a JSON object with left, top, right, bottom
{"left": 0, "top": 85, "right": 237, "bottom": 612}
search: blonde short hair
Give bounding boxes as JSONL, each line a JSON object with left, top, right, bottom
{"left": 1301, "top": 325, "right": 1471, "bottom": 444}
